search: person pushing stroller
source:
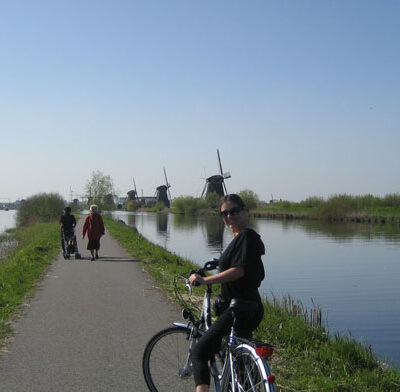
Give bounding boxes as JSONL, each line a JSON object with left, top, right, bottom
{"left": 60, "top": 206, "right": 80, "bottom": 259}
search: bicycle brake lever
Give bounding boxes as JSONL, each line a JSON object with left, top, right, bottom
{"left": 185, "top": 280, "right": 193, "bottom": 295}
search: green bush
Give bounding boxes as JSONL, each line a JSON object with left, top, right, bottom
{"left": 152, "top": 201, "right": 166, "bottom": 213}
{"left": 205, "top": 192, "right": 220, "bottom": 209}
{"left": 383, "top": 193, "right": 400, "bottom": 207}
{"left": 300, "top": 196, "right": 324, "bottom": 208}
{"left": 313, "top": 194, "right": 359, "bottom": 220}
{"left": 280, "top": 200, "right": 293, "bottom": 208}
{"left": 353, "top": 194, "right": 383, "bottom": 209}
{"left": 172, "top": 196, "right": 206, "bottom": 215}
{"left": 16, "top": 193, "right": 64, "bottom": 227}
{"left": 145, "top": 199, "right": 156, "bottom": 208}
{"left": 238, "top": 189, "right": 259, "bottom": 211}
{"left": 126, "top": 200, "right": 140, "bottom": 211}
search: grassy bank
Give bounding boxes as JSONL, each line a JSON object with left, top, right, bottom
{"left": 252, "top": 205, "right": 400, "bottom": 224}
{"left": 0, "top": 222, "right": 60, "bottom": 346}
{"left": 104, "top": 216, "right": 400, "bottom": 392}
{"left": 254, "top": 194, "right": 400, "bottom": 224}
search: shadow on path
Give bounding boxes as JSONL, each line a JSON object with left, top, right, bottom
{"left": 67, "top": 256, "right": 139, "bottom": 263}
{"left": 98, "top": 256, "right": 139, "bottom": 263}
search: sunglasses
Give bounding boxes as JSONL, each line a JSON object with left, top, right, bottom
{"left": 220, "top": 206, "right": 243, "bottom": 218}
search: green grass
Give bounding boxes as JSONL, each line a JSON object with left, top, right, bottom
{"left": 0, "top": 222, "right": 60, "bottom": 346}
{"left": 104, "top": 216, "right": 400, "bottom": 392}
{"left": 363, "top": 206, "right": 400, "bottom": 216}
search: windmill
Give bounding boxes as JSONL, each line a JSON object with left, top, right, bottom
{"left": 155, "top": 167, "right": 172, "bottom": 208}
{"left": 127, "top": 177, "right": 139, "bottom": 201}
{"left": 201, "top": 149, "right": 231, "bottom": 198}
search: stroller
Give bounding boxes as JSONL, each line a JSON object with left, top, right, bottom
{"left": 62, "top": 228, "right": 81, "bottom": 259}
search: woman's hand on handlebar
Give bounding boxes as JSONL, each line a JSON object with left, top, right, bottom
{"left": 189, "top": 273, "right": 205, "bottom": 286}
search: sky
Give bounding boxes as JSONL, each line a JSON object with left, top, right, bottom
{"left": 1, "top": 0, "right": 399, "bottom": 203}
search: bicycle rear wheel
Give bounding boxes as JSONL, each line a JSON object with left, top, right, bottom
{"left": 222, "top": 345, "right": 274, "bottom": 392}
{"left": 142, "top": 326, "right": 196, "bottom": 392}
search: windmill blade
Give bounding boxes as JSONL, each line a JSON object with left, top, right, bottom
{"left": 222, "top": 180, "right": 228, "bottom": 195}
{"left": 163, "top": 167, "right": 171, "bottom": 188}
{"left": 217, "top": 149, "right": 224, "bottom": 177}
{"left": 133, "top": 177, "right": 138, "bottom": 199}
{"left": 167, "top": 188, "right": 172, "bottom": 204}
{"left": 163, "top": 168, "right": 172, "bottom": 206}
{"left": 200, "top": 182, "right": 207, "bottom": 198}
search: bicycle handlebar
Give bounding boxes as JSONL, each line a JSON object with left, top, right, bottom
{"left": 188, "top": 258, "right": 219, "bottom": 286}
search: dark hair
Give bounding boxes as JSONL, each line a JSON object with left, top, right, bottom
{"left": 220, "top": 194, "right": 245, "bottom": 209}
{"left": 64, "top": 206, "right": 71, "bottom": 214}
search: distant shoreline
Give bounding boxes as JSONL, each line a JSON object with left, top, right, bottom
{"left": 250, "top": 207, "right": 400, "bottom": 224}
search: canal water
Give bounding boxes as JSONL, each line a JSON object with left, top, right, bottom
{"left": 111, "top": 210, "right": 400, "bottom": 367}
{"left": 0, "top": 210, "right": 16, "bottom": 234}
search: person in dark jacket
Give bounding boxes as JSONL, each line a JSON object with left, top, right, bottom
{"left": 82, "top": 204, "right": 105, "bottom": 261}
{"left": 60, "top": 206, "right": 77, "bottom": 257}
{"left": 188, "top": 194, "right": 265, "bottom": 392}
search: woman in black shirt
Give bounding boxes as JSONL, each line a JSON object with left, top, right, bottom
{"left": 189, "top": 194, "right": 265, "bottom": 392}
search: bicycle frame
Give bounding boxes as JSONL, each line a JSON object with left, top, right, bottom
{"left": 170, "top": 260, "right": 274, "bottom": 392}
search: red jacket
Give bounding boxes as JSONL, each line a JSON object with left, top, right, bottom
{"left": 82, "top": 213, "right": 105, "bottom": 241}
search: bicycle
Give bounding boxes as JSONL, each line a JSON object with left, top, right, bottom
{"left": 142, "top": 260, "right": 276, "bottom": 392}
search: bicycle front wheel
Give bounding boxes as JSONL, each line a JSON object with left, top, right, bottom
{"left": 222, "top": 345, "right": 274, "bottom": 392}
{"left": 142, "top": 326, "right": 196, "bottom": 392}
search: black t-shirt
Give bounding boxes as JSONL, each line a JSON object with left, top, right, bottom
{"left": 218, "top": 228, "right": 265, "bottom": 302}
{"left": 60, "top": 214, "right": 76, "bottom": 232}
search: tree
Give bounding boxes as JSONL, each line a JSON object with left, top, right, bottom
{"left": 85, "top": 171, "right": 115, "bottom": 210}
{"left": 238, "top": 189, "right": 259, "bottom": 211}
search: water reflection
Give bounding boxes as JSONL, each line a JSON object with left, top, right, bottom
{"left": 156, "top": 213, "right": 168, "bottom": 233}
{"left": 0, "top": 210, "right": 17, "bottom": 234}
{"left": 279, "top": 219, "right": 400, "bottom": 244}
{"left": 126, "top": 213, "right": 137, "bottom": 228}
{"left": 203, "top": 215, "right": 225, "bottom": 249}
{"left": 172, "top": 214, "right": 198, "bottom": 231}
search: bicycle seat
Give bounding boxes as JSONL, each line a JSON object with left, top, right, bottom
{"left": 229, "top": 298, "right": 259, "bottom": 314}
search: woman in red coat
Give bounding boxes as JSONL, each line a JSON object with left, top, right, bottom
{"left": 82, "top": 204, "right": 105, "bottom": 261}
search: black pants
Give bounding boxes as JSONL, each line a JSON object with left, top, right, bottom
{"left": 191, "top": 301, "right": 263, "bottom": 387}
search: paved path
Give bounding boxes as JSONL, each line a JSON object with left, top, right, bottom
{"left": 0, "top": 219, "right": 181, "bottom": 391}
